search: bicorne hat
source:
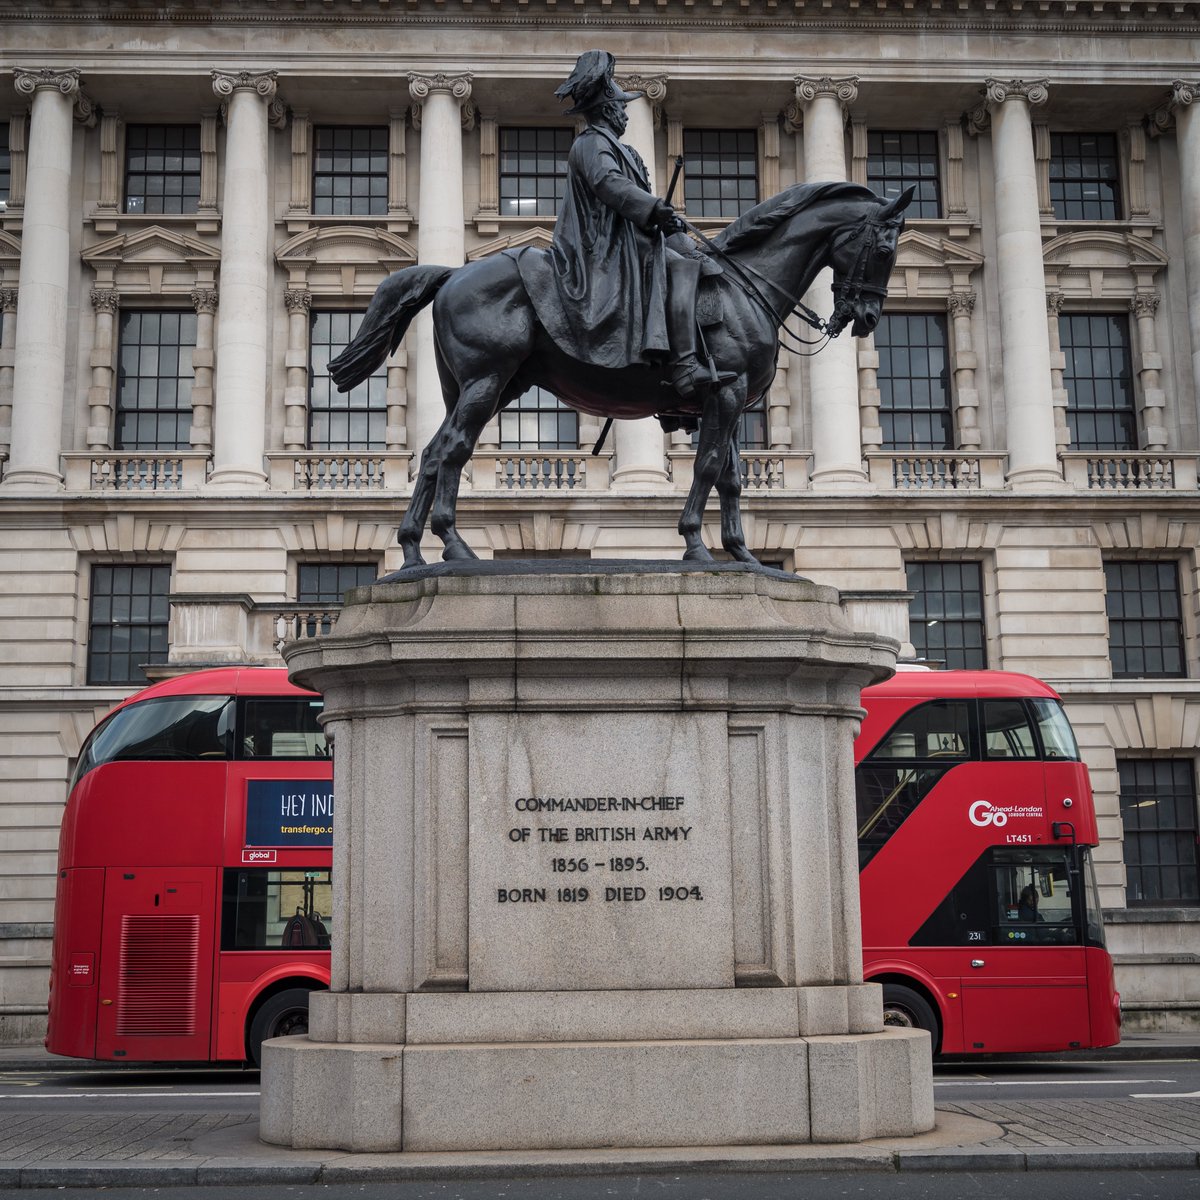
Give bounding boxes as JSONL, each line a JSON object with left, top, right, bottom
{"left": 554, "top": 50, "right": 642, "bottom": 115}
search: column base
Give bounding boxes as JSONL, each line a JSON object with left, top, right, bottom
{"left": 261, "top": 1027, "right": 933, "bottom": 1152}
{"left": 0, "top": 467, "right": 64, "bottom": 490}
{"left": 1005, "top": 464, "right": 1068, "bottom": 491}
{"left": 610, "top": 463, "right": 673, "bottom": 492}
{"left": 206, "top": 466, "right": 268, "bottom": 489}
{"left": 809, "top": 465, "right": 869, "bottom": 492}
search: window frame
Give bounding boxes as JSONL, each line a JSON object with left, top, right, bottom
{"left": 123, "top": 123, "right": 202, "bottom": 216}
{"left": 311, "top": 124, "right": 389, "bottom": 218}
{"left": 1049, "top": 131, "right": 1123, "bottom": 222}
{"left": 1118, "top": 757, "right": 1200, "bottom": 907}
{"left": 497, "top": 126, "right": 573, "bottom": 220}
{"left": 86, "top": 562, "right": 172, "bottom": 686}
{"left": 905, "top": 560, "right": 988, "bottom": 670}
{"left": 308, "top": 310, "right": 388, "bottom": 451}
{"left": 682, "top": 128, "right": 759, "bottom": 220}
{"left": 1059, "top": 311, "right": 1138, "bottom": 451}
{"left": 114, "top": 309, "right": 198, "bottom": 452}
{"left": 875, "top": 312, "right": 954, "bottom": 452}
{"left": 1103, "top": 559, "right": 1187, "bottom": 680}
{"left": 866, "top": 129, "right": 943, "bottom": 220}
{"left": 498, "top": 386, "right": 579, "bottom": 452}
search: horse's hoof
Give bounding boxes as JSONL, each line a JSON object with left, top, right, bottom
{"left": 727, "top": 547, "right": 761, "bottom": 566}
{"left": 682, "top": 546, "right": 717, "bottom": 564}
{"left": 440, "top": 539, "right": 479, "bottom": 562}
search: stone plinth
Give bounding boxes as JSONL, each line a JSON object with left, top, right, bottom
{"left": 260, "top": 563, "right": 934, "bottom": 1152}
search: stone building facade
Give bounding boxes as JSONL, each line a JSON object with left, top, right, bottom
{"left": 0, "top": 2, "right": 1198, "bottom": 1041}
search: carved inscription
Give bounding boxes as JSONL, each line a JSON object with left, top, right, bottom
{"left": 500, "top": 795, "right": 705, "bottom": 907}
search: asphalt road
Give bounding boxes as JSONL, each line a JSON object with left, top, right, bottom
{"left": 1, "top": 1056, "right": 1197, "bottom": 1114}
{"left": 0, "top": 1168, "right": 1195, "bottom": 1200}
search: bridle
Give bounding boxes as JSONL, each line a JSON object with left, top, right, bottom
{"left": 684, "top": 208, "right": 898, "bottom": 356}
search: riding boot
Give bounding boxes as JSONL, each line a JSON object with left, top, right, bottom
{"left": 666, "top": 256, "right": 735, "bottom": 399}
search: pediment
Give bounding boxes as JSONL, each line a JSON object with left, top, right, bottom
{"left": 1042, "top": 230, "right": 1168, "bottom": 271}
{"left": 276, "top": 225, "right": 416, "bottom": 268}
{"left": 82, "top": 225, "right": 220, "bottom": 266}
{"left": 469, "top": 226, "right": 554, "bottom": 261}
{"left": 0, "top": 229, "right": 20, "bottom": 266}
{"left": 895, "top": 229, "right": 984, "bottom": 272}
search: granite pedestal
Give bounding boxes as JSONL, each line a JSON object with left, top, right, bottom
{"left": 260, "top": 563, "right": 934, "bottom": 1151}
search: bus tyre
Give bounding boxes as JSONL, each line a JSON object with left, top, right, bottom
{"left": 248, "top": 988, "right": 313, "bottom": 1067}
{"left": 881, "top": 984, "right": 940, "bottom": 1052}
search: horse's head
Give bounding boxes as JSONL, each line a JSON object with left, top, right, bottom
{"left": 826, "top": 186, "right": 914, "bottom": 338}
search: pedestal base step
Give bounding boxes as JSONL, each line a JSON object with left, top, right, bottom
{"left": 261, "top": 1029, "right": 933, "bottom": 1153}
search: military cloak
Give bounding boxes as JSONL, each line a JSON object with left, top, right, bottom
{"left": 516, "top": 125, "right": 671, "bottom": 370}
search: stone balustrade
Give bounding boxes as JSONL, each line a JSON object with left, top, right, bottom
{"left": 667, "top": 450, "right": 811, "bottom": 492}
{"left": 475, "top": 452, "right": 608, "bottom": 491}
{"left": 266, "top": 452, "right": 410, "bottom": 492}
{"left": 1061, "top": 451, "right": 1200, "bottom": 492}
{"left": 865, "top": 452, "right": 1008, "bottom": 491}
{"left": 62, "top": 451, "right": 210, "bottom": 491}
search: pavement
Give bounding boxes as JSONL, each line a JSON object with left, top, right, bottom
{"left": 0, "top": 1033, "right": 1194, "bottom": 1189}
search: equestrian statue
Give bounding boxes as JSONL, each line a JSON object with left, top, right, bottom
{"left": 330, "top": 50, "right": 913, "bottom": 568}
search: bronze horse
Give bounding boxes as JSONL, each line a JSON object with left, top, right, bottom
{"left": 330, "top": 181, "right": 913, "bottom": 568}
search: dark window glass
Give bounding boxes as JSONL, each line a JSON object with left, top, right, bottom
{"left": 687, "top": 398, "right": 767, "bottom": 451}
{"left": 912, "top": 847, "right": 1081, "bottom": 947}
{"left": 312, "top": 126, "right": 388, "bottom": 217}
{"left": 222, "top": 869, "right": 333, "bottom": 950}
{"left": 1119, "top": 759, "right": 1199, "bottom": 905}
{"left": 0, "top": 121, "right": 10, "bottom": 205}
{"left": 239, "top": 698, "right": 329, "bottom": 760}
{"left": 87, "top": 563, "right": 171, "bottom": 685}
{"left": 683, "top": 129, "right": 758, "bottom": 219}
{"left": 906, "top": 561, "right": 986, "bottom": 669}
{"left": 499, "top": 127, "right": 572, "bottom": 218}
{"left": 877, "top": 314, "right": 953, "bottom": 451}
{"left": 115, "top": 310, "right": 197, "bottom": 451}
{"left": 1032, "top": 699, "right": 1081, "bottom": 761}
{"left": 867, "top": 130, "right": 941, "bottom": 219}
{"left": 69, "top": 695, "right": 233, "bottom": 789}
{"left": 499, "top": 386, "right": 578, "bottom": 450}
{"left": 857, "top": 699, "right": 971, "bottom": 868}
{"left": 309, "top": 311, "right": 387, "bottom": 450}
{"left": 297, "top": 562, "right": 379, "bottom": 606}
{"left": 124, "top": 124, "right": 201, "bottom": 215}
{"left": 1050, "top": 132, "right": 1121, "bottom": 221}
{"left": 981, "top": 700, "right": 1038, "bottom": 760}
{"left": 1104, "top": 560, "right": 1186, "bottom": 679}
{"left": 1060, "top": 313, "right": 1136, "bottom": 450}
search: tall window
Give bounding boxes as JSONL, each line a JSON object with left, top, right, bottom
{"left": 309, "top": 312, "right": 387, "bottom": 450}
{"left": 683, "top": 130, "right": 758, "bottom": 219}
{"left": 1050, "top": 133, "right": 1121, "bottom": 221}
{"left": 0, "top": 121, "right": 10, "bottom": 207}
{"left": 499, "top": 128, "right": 572, "bottom": 217}
{"left": 87, "top": 563, "right": 171, "bottom": 685}
{"left": 1119, "top": 759, "right": 1199, "bottom": 906}
{"left": 738, "top": 399, "right": 767, "bottom": 451}
{"left": 499, "top": 387, "right": 578, "bottom": 450}
{"left": 297, "top": 562, "right": 379, "bottom": 606}
{"left": 867, "top": 131, "right": 941, "bottom": 219}
{"left": 906, "top": 561, "right": 986, "bottom": 669}
{"left": 312, "top": 126, "right": 388, "bottom": 217}
{"left": 124, "top": 125, "right": 201, "bottom": 215}
{"left": 1104, "top": 561, "right": 1186, "bottom": 679}
{"left": 1060, "top": 313, "right": 1136, "bottom": 450}
{"left": 115, "top": 311, "right": 197, "bottom": 451}
{"left": 876, "top": 314, "right": 953, "bottom": 451}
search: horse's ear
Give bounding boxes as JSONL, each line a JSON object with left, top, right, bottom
{"left": 879, "top": 185, "right": 916, "bottom": 221}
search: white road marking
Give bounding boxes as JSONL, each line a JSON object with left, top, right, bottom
{"left": 934, "top": 1078, "right": 1175, "bottom": 1088}
{"left": 1130, "top": 1090, "right": 1200, "bottom": 1098}
{"left": 0, "top": 1090, "right": 260, "bottom": 1099}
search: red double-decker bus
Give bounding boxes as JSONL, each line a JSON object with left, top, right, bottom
{"left": 48, "top": 665, "right": 1118, "bottom": 1063}
{"left": 858, "top": 668, "right": 1120, "bottom": 1055}
{"left": 47, "top": 668, "right": 332, "bottom": 1065}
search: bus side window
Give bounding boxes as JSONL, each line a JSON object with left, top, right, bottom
{"left": 981, "top": 700, "right": 1037, "bottom": 760}
{"left": 870, "top": 700, "right": 970, "bottom": 761}
{"left": 1030, "top": 699, "right": 1081, "bottom": 761}
{"left": 909, "top": 850, "right": 993, "bottom": 946}
{"left": 991, "top": 852, "right": 1077, "bottom": 945}
{"left": 239, "top": 698, "right": 329, "bottom": 759}
{"left": 221, "top": 868, "right": 333, "bottom": 950}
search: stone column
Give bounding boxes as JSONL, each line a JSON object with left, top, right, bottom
{"left": 947, "top": 291, "right": 981, "bottom": 450}
{"left": 1045, "top": 291, "right": 1070, "bottom": 452}
{"left": 3, "top": 69, "right": 91, "bottom": 489}
{"left": 190, "top": 288, "right": 218, "bottom": 454}
{"left": 969, "top": 80, "right": 1061, "bottom": 487}
{"left": 611, "top": 75, "right": 672, "bottom": 490}
{"left": 0, "top": 289, "right": 17, "bottom": 461}
{"left": 87, "top": 289, "right": 119, "bottom": 450}
{"left": 1153, "top": 82, "right": 1200, "bottom": 416}
{"left": 1131, "top": 293, "right": 1167, "bottom": 451}
{"left": 791, "top": 77, "right": 866, "bottom": 490}
{"left": 208, "top": 70, "right": 284, "bottom": 488}
{"left": 408, "top": 73, "right": 473, "bottom": 467}
{"left": 283, "top": 289, "right": 311, "bottom": 452}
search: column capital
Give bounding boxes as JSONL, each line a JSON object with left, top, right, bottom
{"left": 966, "top": 79, "right": 1049, "bottom": 137}
{"left": 794, "top": 76, "right": 859, "bottom": 107}
{"left": 1131, "top": 292, "right": 1160, "bottom": 318}
{"left": 408, "top": 73, "right": 475, "bottom": 130}
{"left": 1146, "top": 80, "right": 1200, "bottom": 139}
{"left": 90, "top": 288, "right": 119, "bottom": 315}
{"left": 0, "top": 288, "right": 17, "bottom": 312}
{"left": 191, "top": 288, "right": 219, "bottom": 314}
{"left": 1045, "top": 290, "right": 1066, "bottom": 315}
{"left": 947, "top": 291, "right": 976, "bottom": 318}
{"left": 212, "top": 69, "right": 287, "bottom": 128}
{"left": 616, "top": 74, "right": 667, "bottom": 128}
{"left": 13, "top": 67, "right": 96, "bottom": 126}
{"left": 284, "top": 288, "right": 312, "bottom": 315}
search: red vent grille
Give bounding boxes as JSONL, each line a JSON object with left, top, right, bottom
{"left": 117, "top": 915, "right": 199, "bottom": 1037}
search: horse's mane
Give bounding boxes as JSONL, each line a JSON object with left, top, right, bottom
{"left": 712, "top": 181, "right": 880, "bottom": 254}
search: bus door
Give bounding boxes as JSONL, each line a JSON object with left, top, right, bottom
{"left": 958, "top": 848, "right": 1089, "bottom": 1052}
{"left": 95, "top": 867, "right": 218, "bottom": 1061}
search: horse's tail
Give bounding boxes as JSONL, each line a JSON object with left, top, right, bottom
{"left": 329, "top": 265, "right": 455, "bottom": 392}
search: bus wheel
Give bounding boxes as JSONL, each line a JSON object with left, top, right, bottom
{"left": 248, "top": 988, "right": 313, "bottom": 1067}
{"left": 881, "top": 984, "right": 940, "bottom": 1051}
